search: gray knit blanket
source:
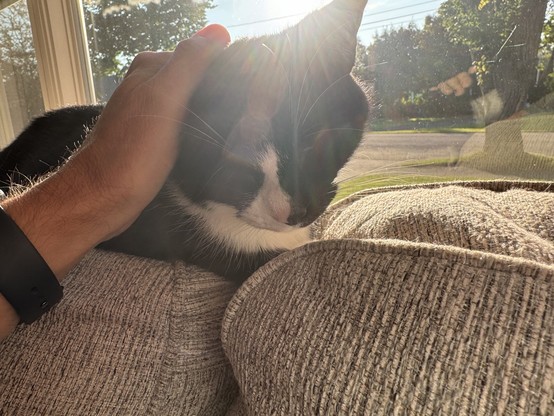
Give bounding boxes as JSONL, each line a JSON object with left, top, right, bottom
{"left": 1, "top": 180, "right": 553, "bottom": 415}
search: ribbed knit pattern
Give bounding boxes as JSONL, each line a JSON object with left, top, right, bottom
{"left": 223, "top": 181, "right": 554, "bottom": 415}
{"left": 1, "top": 181, "right": 553, "bottom": 415}
{"left": 0, "top": 251, "right": 238, "bottom": 415}
{"left": 315, "top": 181, "right": 554, "bottom": 263}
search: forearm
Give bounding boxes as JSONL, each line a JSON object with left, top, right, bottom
{"left": 2, "top": 159, "right": 111, "bottom": 278}
{"left": 0, "top": 151, "right": 113, "bottom": 340}
{"left": 0, "top": 27, "right": 229, "bottom": 342}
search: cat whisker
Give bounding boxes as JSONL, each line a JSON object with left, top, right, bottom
{"left": 179, "top": 106, "right": 225, "bottom": 142}
{"left": 188, "top": 133, "right": 225, "bottom": 149}
{"left": 137, "top": 85, "right": 224, "bottom": 143}
{"left": 200, "top": 164, "right": 226, "bottom": 194}
{"left": 127, "top": 114, "right": 225, "bottom": 149}
{"left": 178, "top": 128, "right": 224, "bottom": 149}
{"left": 267, "top": 36, "right": 295, "bottom": 135}
{"left": 295, "top": 21, "right": 351, "bottom": 125}
{"left": 333, "top": 160, "right": 427, "bottom": 185}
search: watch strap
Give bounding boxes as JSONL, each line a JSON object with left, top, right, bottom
{"left": 0, "top": 206, "right": 63, "bottom": 324}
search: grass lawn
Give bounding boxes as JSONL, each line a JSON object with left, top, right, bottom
{"left": 370, "top": 114, "right": 554, "bottom": 135}
{"left": 335, "top": 114, "right": 554, "bottom": 200}
{"left": 372, "top": 127, "right": 483, "bottom": 134}
{"left": 369, "top": 117, "right": 482, "bottom": 134}
{"left": 521, "top": 113, "right": 554, "bottom": 132}
{"left": 397, "top": 150, "right": 554, "bottom": 180}
{"left": 334, "top": 174, "right": 471, "bottom": 201}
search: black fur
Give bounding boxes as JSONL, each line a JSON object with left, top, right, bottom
{"left": 0, "top": 0, "right": 369, "bottom": 285}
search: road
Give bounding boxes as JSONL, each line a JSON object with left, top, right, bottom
{"left": 337, "top": 132, "right": 554, "bottom": 182}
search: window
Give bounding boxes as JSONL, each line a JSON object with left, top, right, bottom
{"left": 334, "top": 0, "right": 554, "bottom": 193}
{"left": 1, "top": 0, "right": 553, "bottom": 187}
{"left": 80, "top": 0, "right": 553, "bottom": 190}
{"left": 82, "top": 0, "right": 211, "bottom": 102}
{"left": 0, "top": 0, "right": 43, "bottom": 147}
{"left": 0, "top": 0, "right": 94, "bottom": 146}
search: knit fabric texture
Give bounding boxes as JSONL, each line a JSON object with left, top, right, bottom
{"left": 0, "top": 251, "right": 238, "bottom": 415}
{"left": 1, "top": 180, "right": 552, "bottom": 415}
{"left": 223, "top": 181, "right": 554, "bottom": 415}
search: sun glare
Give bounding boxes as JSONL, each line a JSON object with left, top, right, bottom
{"left": 267, "top": 0, "right": 328, "bottom": 19}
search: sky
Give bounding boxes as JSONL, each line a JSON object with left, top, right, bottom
{"left": 206, "top": 0, "right": 443, "bottom": 45}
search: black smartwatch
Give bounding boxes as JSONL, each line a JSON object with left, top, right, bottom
{"left": 0, "top": 205, "right": 63, "bottom": 324}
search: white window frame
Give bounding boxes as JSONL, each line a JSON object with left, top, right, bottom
{"left": 0, "top": 0, "right": 95, "bottom": 147}
{"left": 0, "top": 63, "right": 15, "bottom": 147}
{"left": 27, "top": 0, "right": 96, "bottom": 110}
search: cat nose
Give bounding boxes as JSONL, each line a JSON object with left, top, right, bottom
{"left": 287, "top": 205, "right": 308, "bottom": 226}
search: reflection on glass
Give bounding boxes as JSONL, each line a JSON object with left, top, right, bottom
{"left": 336, "top": 0, "right": 554, "bottom": 195}
{"left": 80, "top": 0, "right": 552, "bottom": 187}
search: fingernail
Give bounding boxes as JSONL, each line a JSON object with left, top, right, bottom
{"left": 194, "top": 24, "right": 231, "bottom": 48}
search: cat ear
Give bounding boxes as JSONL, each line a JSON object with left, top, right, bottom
{"left": 266, "top": 0, "right": 368, "bottom": 81}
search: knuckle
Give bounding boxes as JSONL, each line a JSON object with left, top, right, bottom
{"left": 173, "top": 40, "right": 202, "bottom": 63}
{"left": 133, "top": 51, "right": 156, "bottom": 63}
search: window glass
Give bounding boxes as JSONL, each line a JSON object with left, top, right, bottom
{"left": 82, "top": 0, "right": 211, "bottom": 102}
{"left": 335, "top": 0, "right": 554, "bottom": 193}
{"left": 0, "top": 0, "right": 43, "bottom": 146}
{"left": 83, "top": 0, "right": 553, "bottom": 189}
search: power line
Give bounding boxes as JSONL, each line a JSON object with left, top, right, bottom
{"left": 361, "top": 8, "right": 438, "bottom": 27}
{"left": 359, "top": 18, "right": 429, "bottom": 34}
{"left": 363, "top": 0, "right": 441, "bottom": 18}
{"left": 227, "top": 12, "right": 304, "bottom": 29}
{"left": 226, "top": 1, "right": 441, "bottom": 30}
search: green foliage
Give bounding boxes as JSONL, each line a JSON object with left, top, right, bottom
{"left": 335, "top": 174, "right": 471, "bottom": 201}
{"left": 438, "top": 1, "right": 549, "bottom": 94}
{"left": 83, "top": 0, "right": 213, "bottom": 80}
{"left": 360, "top": 0, "right": 552, "bottom": 122}
{"left": 438, "top": 0, "right": 522, "bottom": 56}
{"left": 352, "top": 40, "right": 371, "bottom": 81}
{"left": 0, "top": 0, "right": 43, "bottom": 124}
{"left": 0, "top": 1, "right": 214, "bottom": 109}
{"left": 366, "top": 24, "right": 421, "bottom": 117}
{"left": 478, "top": 0, "right": 491, "bottom": 10}
{"left": 364, "top": 18, "right": 472, "bottom": 119}
{"left": 532, "top": 7, "right": 554, "bottom": 100}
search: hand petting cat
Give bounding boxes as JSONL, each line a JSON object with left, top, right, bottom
{"left": 0, "top": 25, "right": 231, "bottom": 340}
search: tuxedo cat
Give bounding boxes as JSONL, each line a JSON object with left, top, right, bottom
{"left": 0, "top": 0, "right": 369, "bottom": 285}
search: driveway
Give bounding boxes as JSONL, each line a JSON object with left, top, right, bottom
{"left": 337, "top": 132, "right": 554, "bottom": 182}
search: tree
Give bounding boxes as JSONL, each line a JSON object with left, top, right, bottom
{"left": 0, "top": 0, "right": 213, "bottom": 118}
{"left": 0, "top": 0, "right": 43, "bottom": 132}
{"left": 352, "top": 40, "right": 370, "bottom": 81}
{"left": 366, "top": 24, "right": 421, "bottom": 118}
{"left": 439, "top": 0, "right": 550, "bottom": 123}
{"left": 82, "top": 0, "right": 213, "bottom": 100}
{"left": 417, "top": 16, "right": 472, "bottom": 93}
{"left": 530, "top": 6, "right": 554, "bottom": 102}
{"left": 364, "top": 19, "right": 472, "bottom": 120}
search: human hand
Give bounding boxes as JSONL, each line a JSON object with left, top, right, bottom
{"left": 78, "top": 24, "right": 231, "bottom": 239}
{"left": 430, "top": 66, "right": 477, "bottom": 97}
{"left": 0, "top": 25, "right": 230, "bottom": 337}
{"left": 3, "top": 24, "right": 231, "bottom": 278}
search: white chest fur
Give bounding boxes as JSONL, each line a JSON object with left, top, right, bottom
{"left": 167, "top": 184, "right": 311, "bottom": 254}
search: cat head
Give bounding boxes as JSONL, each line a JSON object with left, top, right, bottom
{"left": 172, "top": 0, "right": 369, "bottom": 232}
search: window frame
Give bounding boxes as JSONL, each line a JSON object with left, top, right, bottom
{"left": 0, "top": 0, "right": 95, "bottom": 146}
{"left": 27, "top": 0, "right": 96, "bottom": 110}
